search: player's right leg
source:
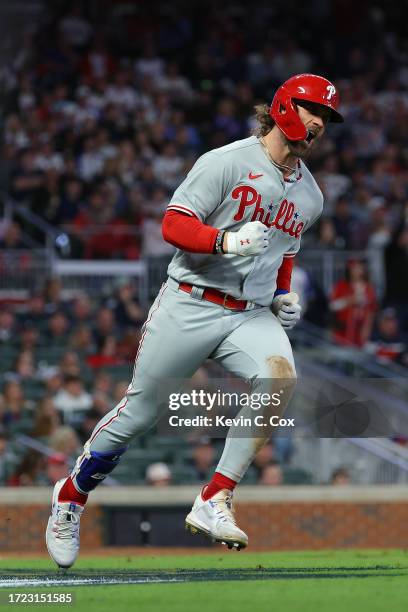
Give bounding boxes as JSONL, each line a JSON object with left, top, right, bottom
{"left": 46, "top": 279, "right": 226, "bottom": 567}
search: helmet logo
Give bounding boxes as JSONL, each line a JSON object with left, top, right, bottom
{"left": 326, "top": 85, "right": 336, "bottom": 100}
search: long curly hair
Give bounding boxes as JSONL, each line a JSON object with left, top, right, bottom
{"left": 252, "top": 104, "right": 275, "bottom": 137}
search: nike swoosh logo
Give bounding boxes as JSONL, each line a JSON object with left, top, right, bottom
{"left": 248, "top": 172, "right": 263, "bottom": 179}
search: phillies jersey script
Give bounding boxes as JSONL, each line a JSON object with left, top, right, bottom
{"left": 167, "top": 135, "right": 323, "bottom": 306}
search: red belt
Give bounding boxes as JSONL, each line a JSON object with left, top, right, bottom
{"left": 178, "top": 282, "right": 248, "bottom": 311}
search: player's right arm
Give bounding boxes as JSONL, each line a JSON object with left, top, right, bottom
{"left": 162, "top": 151, "right": 268, "bottom": 256}
{"left": 162, "top": 211, "right": 268, "bottom": 256}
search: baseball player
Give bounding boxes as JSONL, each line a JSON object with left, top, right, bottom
{"left": 46, "top": 74, "right": 343, "bottom": 567}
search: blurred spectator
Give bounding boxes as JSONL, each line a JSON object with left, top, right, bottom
{"left": 352, "top": 102, "right": 386, "bottom": 159}
{"left": 273, "top": 437, "right": 296, "bottom": 466}
{"left": 31, "top": 396, "right": 61, "bottom": 439}
{"left": 105, "top": 278, "right": 144, "bottom": 329}
{"left": 117, "top": 329, "right": 141, "bottom": 362}
{"left": 142, "top": 210, "right": 176, "bottom": 257}
{"left": 69, "top": 324, "right": 95, "bottom": 354}
{"left": 33, "top": 140, "right": 64, "bottom": 173}
{"left": 152, "top": 142, "right": 184, "bottom": 190}
{"left": 190, "top": 438, "right": 216, "bottom": 480}
{"left": 329, "top": 259, "right": 377, "bottom": 346}
{"left": 0, "top": 309, "right": 16, "bottom": 343}
{"left": 93, "top": 307, "right": 117, "bottom": 350}
{"left": 1, "top": 380, "right": 31, "bottom": 430}
{"left": 18, "top": 323, "right": 39, "bottom": 352}
{"left": 93, "top": 371, "right": 113, "bottom": 397}
{"left": 8, "top": 450, "right": 47, "bottom": 486}
{"left": 258, "top": 461, "right": 283, "bottom": 486}
{"left": 4, "top": 115, "right": 29, "bottom": 150}
{"left": 19, "top": 294, "right": 47, "bottom": 327}
{"left": 46, "top": 453, "right": 69, "bottom": 485}
{"left": 366, "top": 200, "right": 392, "bottom": 251}
{"left": 42, "top": 278, "right": 66, "bottom": 315}
{"left": 11, "top": 149, "right": 44, "bottom": 204}
{"left": 0, "top": 221, "right": 25, "bottom": 249}
{"left": 146, "top": 462, "right": 172, "bottom": 487}
{"left": 53, "top": 375, "right": 92, "bottom": 423}
{"left": 91, "top": 392, "right": 111, "bottom": 419}
{"left": 55, "top": 178, "right": 85, "bottom": 224}
{"left": 77, "top": 408, "right": 100, "bottom": 443}
{"left": 87, "top": 335, "right": 123, "bottom": 368}
{"left": 11, "top": 349, "right": 37, "bottom": 380}
{"left": 49, "top": 425, "right": 81, "bottom": 459}
{"left": 42, "top": 369, "right": 63, "bottom": 396}
{"left": 330, "top": 467, "right": 351, "bottom": 485}
{"left": 70, "top": 294, "right": 93, "bottom": 325}
{"left": 59, "top": 351, "right": 82, "bottom": 378}
{"left": 213, "top": 98, "right": 244, "bottom": 141}
{"left": 81, "top": 34, "right": 116, "bottom": 81}
{"left": 270, "top": 41, "right": 311, "bottom": 81}
{"left": 156, "top": 62, "right": 194, "bottom": 101}
{"left": 331, "top": 197, "right": 363, "bottom": 249}
{"left": 59, "top": 4, "right": 92, "bottom": 49}
{"left": 291, "top": 263, "right": 314, "bottom": 318}
{"left": 77, "top": 137, "right": 105, "bottom": 182}
{"left": 365, "top": 308, "right": 408, "bottom": 366}
{"left": 316, "top": 155, "right": 351, "bottom": 212}
{"left": 135, "top": 43, "right": 164, "bottom": 80}
{"left": 253, "top": 442, "right": 275, "bottom": 479}
{"left": 104, "top": 70, "right": 139, "bottom": 112}
{"left": 46, "top": 311, "right": 70, "bottom": 346}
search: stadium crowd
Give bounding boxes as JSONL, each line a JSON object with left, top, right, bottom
{"left": 1, "top": 1, "right": 408, "bottom": 485}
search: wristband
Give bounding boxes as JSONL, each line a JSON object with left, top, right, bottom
{"left": 215, "top": 230, "right": 225, "bottom": 254}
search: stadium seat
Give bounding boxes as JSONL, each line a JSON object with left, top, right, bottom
{"left": 170, "top": 464, "right": 200, "bottom": 484}
{"left": 283, "top": 467, "right": 313, "bottom": 485}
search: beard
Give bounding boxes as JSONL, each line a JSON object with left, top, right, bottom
{"left": 286, "top": 139, "right": 315, "bottom": 159}
{"left": 286, "top": 136, "right": 318, "bottom": 159}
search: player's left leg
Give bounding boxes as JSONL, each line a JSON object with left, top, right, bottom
{"left": 212, "top": 309, "right": 296, "bottom": 482}
{"left": 185, "top": 307, "right": 296, "bottom": 549}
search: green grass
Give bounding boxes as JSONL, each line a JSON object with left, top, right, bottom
{"left": 1, "top": 549, "right": 407, "bottom": 612}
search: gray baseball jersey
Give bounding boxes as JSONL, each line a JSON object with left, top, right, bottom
{"left": 76, "top": 136, "right": 322, "bottom": 495}
{"left": 166, "top": 135, "right": 323, "bottom": 306}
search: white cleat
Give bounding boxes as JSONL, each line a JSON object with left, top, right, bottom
{"left": 185, "top": 489, "right": 248, "bottom": 550}
{"left": 46, "top": 478, "right": 84, "bottom": 569}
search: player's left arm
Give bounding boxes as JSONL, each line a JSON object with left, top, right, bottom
{"left": 272, "top": 255, "right": 301, "bottom": 329}
{"left": 272, "top": 199, "right": 323, "bottom": 329}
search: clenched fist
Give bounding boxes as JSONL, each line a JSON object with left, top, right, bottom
{"left": 223, "top": 221, "right": 269, "bottom": 256}
{"left": 272, "top": 292, "right": 301, "bottom": 329}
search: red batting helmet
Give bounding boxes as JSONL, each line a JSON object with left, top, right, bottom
{"left": 270, "top": 73, "right": 343, "bottom": 141}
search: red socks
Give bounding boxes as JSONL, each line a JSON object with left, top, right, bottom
{"left": 58, "top": 473, "right": 237, "bottom": 504}
{"left": 201, "top": 472, "right": 237, "bottom": 500}
{"left": 58, "top": 477, "right": 88, "bottom": 506}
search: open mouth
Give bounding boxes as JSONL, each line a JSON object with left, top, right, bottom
{"left": 305, "top": 130, "right": 317, "bottom": 144}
